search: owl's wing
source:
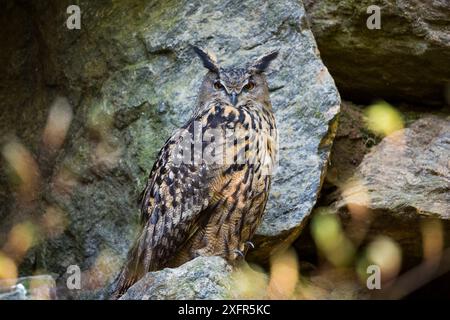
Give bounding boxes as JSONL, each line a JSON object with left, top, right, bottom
{"left": 112, "top": 102, "right": 248, "bottom": 296}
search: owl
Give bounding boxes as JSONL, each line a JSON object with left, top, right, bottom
{"left": 111, "top": 47, "right": 278, "bottom": 298}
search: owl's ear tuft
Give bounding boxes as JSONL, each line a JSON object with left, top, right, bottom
{"left": 249, "top": 51, "right": 279, "bottom": 73}
{"left": 193, "top": 46, "right": 219, "bottom": 73}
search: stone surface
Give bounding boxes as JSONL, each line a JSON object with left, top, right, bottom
{"left": 337, "top": 116, "right": 449, "bottom": 218}
{"left": 0, "top": 0, "right": 340, "bottom": 298}
{"left": 330, "top": 116, "right": 450, "bottom": 265}
{"left": 119, "top": 256, "right": 232, "bottom": 300}
{"left": 295, "top": 104, "right": 450, "bottom": 274}
{"left": 304, "top": 0, "right": 450, "bottom": 106}
{"left": 0, "top": 275, "right": 56, "bottom": 300}
{"left": 0, "top": 284, "right": 27, "bottom": 300}
{"left": 323, "top": 102, "right": 378, "bottom": 191}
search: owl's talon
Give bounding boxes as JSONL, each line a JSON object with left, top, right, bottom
{"left": 234, "top": 249, "right": 244, "bottom": 258}
{"left": 245, "top": 241, "right": 255, "bottom": 249}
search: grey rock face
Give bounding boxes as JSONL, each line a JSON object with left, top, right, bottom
{"left": 119, "top": 256, "right": 232, "bottom": 300}
{"left": 0, "top": 275, "right": 56, "bottom": 300}
{"left": 0, "top": 284, "right": 27, "bottom": 300}
{"left": 0, "top": 0, "right": 339, "bottom": 297}
{"left": 332, "top": 116, "right": 450, "bottom": 265}
{"left": 304, "top": 0, "right": 450, "bottom": 106}
{"left": 338, "top": 116, "right": 449, "bottom": 218}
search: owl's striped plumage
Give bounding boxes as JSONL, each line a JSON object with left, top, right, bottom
{"left": 111, "top": 47, "right": 278, "bottom": 298}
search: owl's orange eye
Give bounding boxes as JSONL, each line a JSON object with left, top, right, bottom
{"left": 244, "top": 81, "right": 255, "bottom": 91}
{"left": 213, "top": 81, "right": 223, "bottom": 90}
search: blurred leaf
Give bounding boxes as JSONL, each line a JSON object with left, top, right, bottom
{"left": 311, "top": 208, "right": 355, "bottom": 267}
{"left": 365, "top": 101, "right": 404, "bottom": 136}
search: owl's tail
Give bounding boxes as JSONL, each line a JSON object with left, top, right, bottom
{"left": 107, "top": 242, "right": 146, "bottom": 300}
{"left": 107, "top": 269, "right": 133, "bottom": 300}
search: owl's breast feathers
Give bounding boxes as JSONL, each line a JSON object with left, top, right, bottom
{"left": 112, "top": 101, "right": 277, "bottom": 297}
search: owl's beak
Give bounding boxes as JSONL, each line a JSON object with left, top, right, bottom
{"left": 229, "top": 92, "right": 238, "bottom": 106}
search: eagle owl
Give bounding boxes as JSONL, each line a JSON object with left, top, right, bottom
{"left": 112, "top": 47, "right": 278, "bottom": 298}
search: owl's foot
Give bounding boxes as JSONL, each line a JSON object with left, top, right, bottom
{"left": 234, "top": 249, "right": 244, "bottom": 258}
{"left": 245, "top": 241, "right": 255, "bottom": 249}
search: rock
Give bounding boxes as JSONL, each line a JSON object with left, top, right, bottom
{"left": 0, "top": 0, "right": 339, "bottom": 298}
{"left": 323, "top": 102, "right": 378, "bottom": 191}
{"left": 304, "top": 0, "right": 450, "bottom": 106}
{"left": 338, "top": 116, "right": 449, "bottom": 218}
{"left": 296, "top": 268, "right": 372, "bottom": 300}
{"left": 294, "top": 101, "right": 376, "bottom": 258}
{"left": 0, "top": 284, "right": 27, "bottom": 300}
{"left": 0, "top": 275, "right": 56, "bottom": 300}
{"left": 119, "top": 256, "right": 233, "bottom": 300}
{"left": 332, "top": 116, "right": 450, "bottom": 265}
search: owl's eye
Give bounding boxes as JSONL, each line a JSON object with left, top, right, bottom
{"left": 213, "top": 80, "right": 223, "bottom": 90}
{"left": 244, "top": 81, "right": 255, "bottom": 91}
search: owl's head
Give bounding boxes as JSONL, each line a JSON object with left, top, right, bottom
{"left": 193, "top": 46, "right": 278, "bottom": 109}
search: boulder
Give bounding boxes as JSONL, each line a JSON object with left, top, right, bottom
{"left": 119, "top": 256, "right": 232, "bottom": 300}
{"left": 0, "top": 0, "right": 339, "bottom": 298}
{"left": 332, "top": 116, "right": 450, "bottom": 265}
{"left": 323, "top": 102, "right": 378, "bottom": 191}
{"left": 304, "top": 0, "right": 450, "bottom": 106}
{"left": 339, "top": 116, "right": 449, "bottom": 217}
{"left": 0, "top": 275, "right": 56, "bottom": 300}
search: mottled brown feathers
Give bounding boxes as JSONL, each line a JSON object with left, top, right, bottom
{"left": 111, "top": 48, "right": 278, "bottom": 298}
